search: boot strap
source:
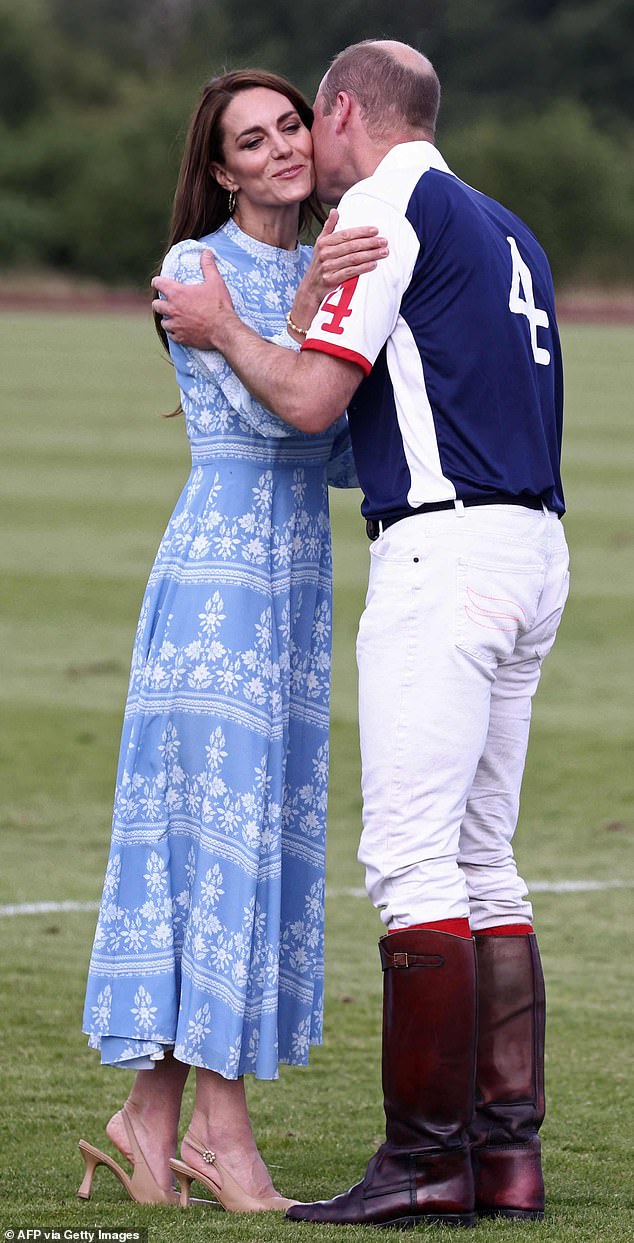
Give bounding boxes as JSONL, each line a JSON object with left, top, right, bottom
{"left": 383, "top": 951, "right": 445, "bottom": 970}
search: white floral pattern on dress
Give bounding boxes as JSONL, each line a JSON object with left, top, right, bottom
{"left": 83, "top": 218, "right": 357, "bottom": 1078}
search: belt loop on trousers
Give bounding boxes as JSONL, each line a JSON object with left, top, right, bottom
{"left": 455, "top": 499, "right": 465, "bottom": 517}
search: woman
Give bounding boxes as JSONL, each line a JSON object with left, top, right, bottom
{"left": 79, "top": 69, "right": 385, "bottom": 1212}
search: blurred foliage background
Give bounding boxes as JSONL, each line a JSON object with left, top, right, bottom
{"left": 1, "top": 0, "right": 633, "bottom": 288}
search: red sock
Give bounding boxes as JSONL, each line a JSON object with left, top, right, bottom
{"left": 388, "top": 918, "right": 472, "bottom": 939}
{"left": 477, "top": 923, "right": 534, "bottom": 936}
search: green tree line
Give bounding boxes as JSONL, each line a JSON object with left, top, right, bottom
{"left": 1, "top": 0, "right": 633, "bottom": 287}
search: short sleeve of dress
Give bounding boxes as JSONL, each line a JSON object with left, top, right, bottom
{"left": 161, "top": 240, "right": 299, "bottom": 439}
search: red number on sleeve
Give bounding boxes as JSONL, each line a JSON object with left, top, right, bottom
{"left": 320, "top": 276, "right": 359, "bottom": 336}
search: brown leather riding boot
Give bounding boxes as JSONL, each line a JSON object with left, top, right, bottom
{"left": 470, "top": 932, "right": 546, "bottom": 1220}
{"left": 286, "top": 929, "right": 477, "bottom": 1228}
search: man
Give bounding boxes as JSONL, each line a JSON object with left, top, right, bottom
{"left": 153, "top": 40, "right": 569, "bottom": 1228}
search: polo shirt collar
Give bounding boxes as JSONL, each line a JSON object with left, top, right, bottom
{"left": 374, "top": 140, "right": 452, "bottom": 178}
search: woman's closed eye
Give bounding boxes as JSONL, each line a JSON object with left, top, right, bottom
{"left": 242, "top": 120, "right": 302, "bottom": 150}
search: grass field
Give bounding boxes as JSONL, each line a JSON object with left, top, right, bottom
{"left": 1, "top": 313, "right": 633, "bottom": 1242}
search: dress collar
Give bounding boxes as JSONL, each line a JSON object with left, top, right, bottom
{"left": 222, "top": 216, "right": 303, "bottom": 266}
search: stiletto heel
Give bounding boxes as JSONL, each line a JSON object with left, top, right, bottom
{"left": 169, "top": 1131, "right": 297, "bottom": 1213}
{"left": 77, "top": 1142, "right": 101, "bottom": 1200}
{"left": 169, "top": 1159, "right": 194, "bottom": 1208}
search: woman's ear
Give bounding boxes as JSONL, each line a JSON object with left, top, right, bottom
{"left": 211, "top": 163, "right": 237, "bottom": 193}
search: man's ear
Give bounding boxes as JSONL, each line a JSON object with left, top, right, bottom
{"left": 210, "top": 163, "right": 237, "bottom": 193}
{"left": 334, "top": 91, "right": 353, "bottom": 134}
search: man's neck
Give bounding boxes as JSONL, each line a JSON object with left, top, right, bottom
{"left": 354, "top": 128, "right": 434, "bottom": 184}
{"left": 321, "top": 126, "right": 435, "bottom": 202}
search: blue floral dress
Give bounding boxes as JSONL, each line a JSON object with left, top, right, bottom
{"left": 83, "top": 219, "right": 357, "bottom": 1079}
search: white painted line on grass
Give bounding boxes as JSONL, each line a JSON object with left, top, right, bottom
{"left": 0, "top": 900, "right": 99, "bottom": 917}
{"left": 1, "top": 878, "right": 633, "bottom": 918}
{"left": 530, "top": 879, "right": 634, "bottom": 893}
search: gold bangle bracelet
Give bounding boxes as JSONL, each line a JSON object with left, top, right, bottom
{"left": 286, "top": 309, "right": 309, "bottom": 337}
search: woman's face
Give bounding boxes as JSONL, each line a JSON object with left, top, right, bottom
{"left": 214, "top": 87, "right": 315, "bottom": 211}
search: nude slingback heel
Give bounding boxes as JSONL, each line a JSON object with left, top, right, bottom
{"left": 78, "top": 1104, "right": 214, "bottom": 1206}
{"left": 169, "top": 1130, "right": 297, "bottom": 1212}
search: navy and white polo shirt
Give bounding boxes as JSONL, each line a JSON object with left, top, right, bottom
{"left": 302, "top": 142, "right": 565, "bottom": 519}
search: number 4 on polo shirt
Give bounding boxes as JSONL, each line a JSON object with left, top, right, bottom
{"left": 507, "top": 236, "right": 551, "bottom": 366}
{"left": 320, "top": 276, "right": 360, "bottom": 335}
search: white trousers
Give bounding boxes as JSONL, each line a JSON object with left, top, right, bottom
{"left": 356, "top": 504, "right": 569, "bottom": 931}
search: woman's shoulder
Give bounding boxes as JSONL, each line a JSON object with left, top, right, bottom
{"left": 161, "top": 237, "right": 213, "bottom": 281}
{"left": 161, "top": 228, "right": 235, "bottom": 280}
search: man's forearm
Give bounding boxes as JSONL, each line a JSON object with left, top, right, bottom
{"left": 152, "top": 258, "right": 363, "bottom": 431}
{"left": 211, "top": 309, "right": 355, "bottom": 434}
{"left": 212, "top": 310, "right": 311, "bottom": 428}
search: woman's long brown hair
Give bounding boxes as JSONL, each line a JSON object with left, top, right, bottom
{"left": 154, "top": 69, "right": 325, "bottom": 358}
